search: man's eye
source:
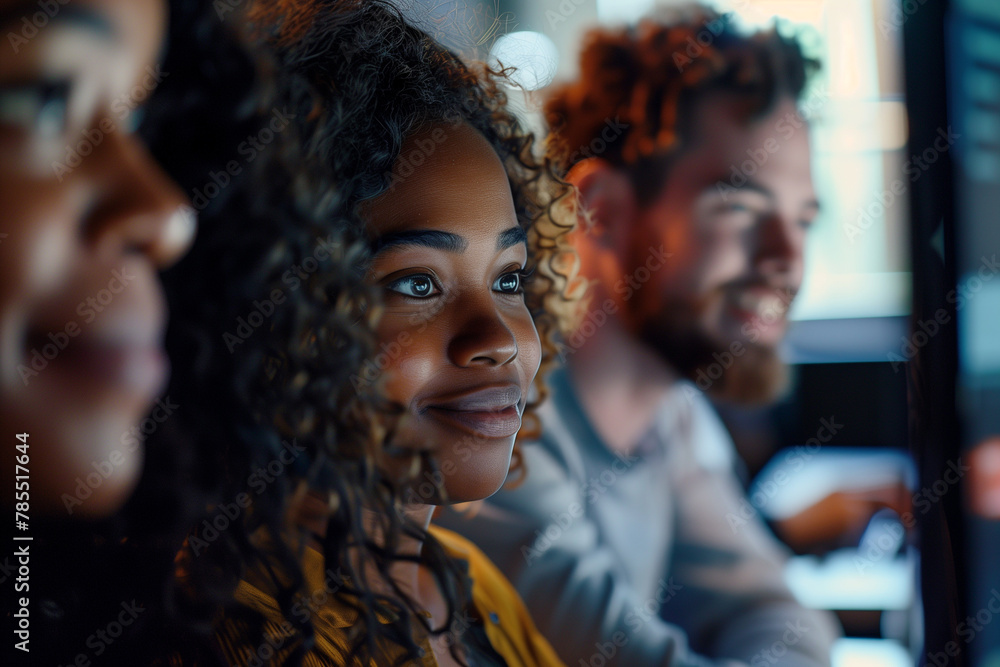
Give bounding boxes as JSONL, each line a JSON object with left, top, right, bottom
{"left": 717, "top": 202, "right": 770, "bottom": 226}
{"left": 0, "top": 82, "right": 69, "bottom": 139}
{"left": 493, "top": 271, "right": 524, "bottom": 294}
{"left": 386, "top": 274, "right": 438, "bottom": 298}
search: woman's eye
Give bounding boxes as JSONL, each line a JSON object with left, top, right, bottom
{"left": 0, "top": 82, "right": 69, "bottom": 140}
{"left": 386, "top": 274, "right": 439, "bottom": 298}
{"left": 493, "top": 272, "right": 523, "bottom": 294}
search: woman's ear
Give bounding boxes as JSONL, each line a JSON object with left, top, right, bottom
{"left": 565, "top": 158, "right": 638, "bottom": 250}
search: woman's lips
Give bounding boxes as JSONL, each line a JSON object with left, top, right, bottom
{"left": 422, "top": 385, "right": 523, "bottom": 439}
{"left": 425, "top": 404, "right": 523, "bottom": 439}
{"left": 27, "top": 333, "right": 168, "bottom": 398}
{"left": 67, "top": 342, "right": 167, "bottom": 394}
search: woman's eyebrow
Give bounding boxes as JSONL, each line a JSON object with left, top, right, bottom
{"left": 0, "top": 3, "right": 117, "bottom": 40}
{"left": 372, "top": 229, "right": 467, "bottom": 255}
{"left": 371, "top": 226, "right": 525, "bottom": 255}
{"left": 497, "top": 226, "right": 526, "bottom": 251}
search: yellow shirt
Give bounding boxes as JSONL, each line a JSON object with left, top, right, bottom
{"left": 215, "top": 525, "right": 565, "bottom": 666}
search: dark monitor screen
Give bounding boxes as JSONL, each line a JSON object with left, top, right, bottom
{"left": 905, "top": 0, "right": 1000, "bottom": 665}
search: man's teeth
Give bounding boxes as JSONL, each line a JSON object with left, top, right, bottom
{"left": 735, "top": 292, "right": 787, "bottom": 316}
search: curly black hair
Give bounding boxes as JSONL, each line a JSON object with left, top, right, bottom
{"left": 232, "top": 0, "right": 583, "bottom": 664}
{"left": 545, "top": 3, "right": 820, "bottom": 205}
{"left": 149, "top": 1, "right": 397, "bottom": 666}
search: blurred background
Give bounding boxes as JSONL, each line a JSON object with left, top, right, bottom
{"left": 396, "top": 1, "right": 1000, "bottom": 665}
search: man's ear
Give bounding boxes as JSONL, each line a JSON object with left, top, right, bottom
{"left": 566, "top": 158, "right": 638, "bottom": 248}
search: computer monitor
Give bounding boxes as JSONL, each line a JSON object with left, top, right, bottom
{"left": 904, "top": 0, "right": 1000, "bottom": 664}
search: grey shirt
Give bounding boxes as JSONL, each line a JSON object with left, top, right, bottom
{"left": 437, "top": 368, "right": 840, "bottom": 666}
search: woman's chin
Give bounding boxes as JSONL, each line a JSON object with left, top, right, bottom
{"left": 12, "top": 413, "right": 145, "bottom": 520}
{"left": 440, "top": 470, "right": 512, "bottom": 505}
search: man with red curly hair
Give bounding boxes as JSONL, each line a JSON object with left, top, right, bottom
{"left": 440, "top": 5, "right": 841, "bottom": 665}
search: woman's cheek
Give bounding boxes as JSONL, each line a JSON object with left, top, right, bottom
{"left": 375, "top": 321, "right": 436, "bottom": 406}
{"left": 515, "top": 313, "right": 542, "bottom": 382}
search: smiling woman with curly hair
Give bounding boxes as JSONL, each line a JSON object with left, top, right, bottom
{"left": 204, "top": 0, "right": 582, "bottom": 665}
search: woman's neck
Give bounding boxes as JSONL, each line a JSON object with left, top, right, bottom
{"left": 364, "top": 503, "right": 434, "bottom": 604}
{"left": 296, "top": 493, "right": 452, "bottom": 630}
